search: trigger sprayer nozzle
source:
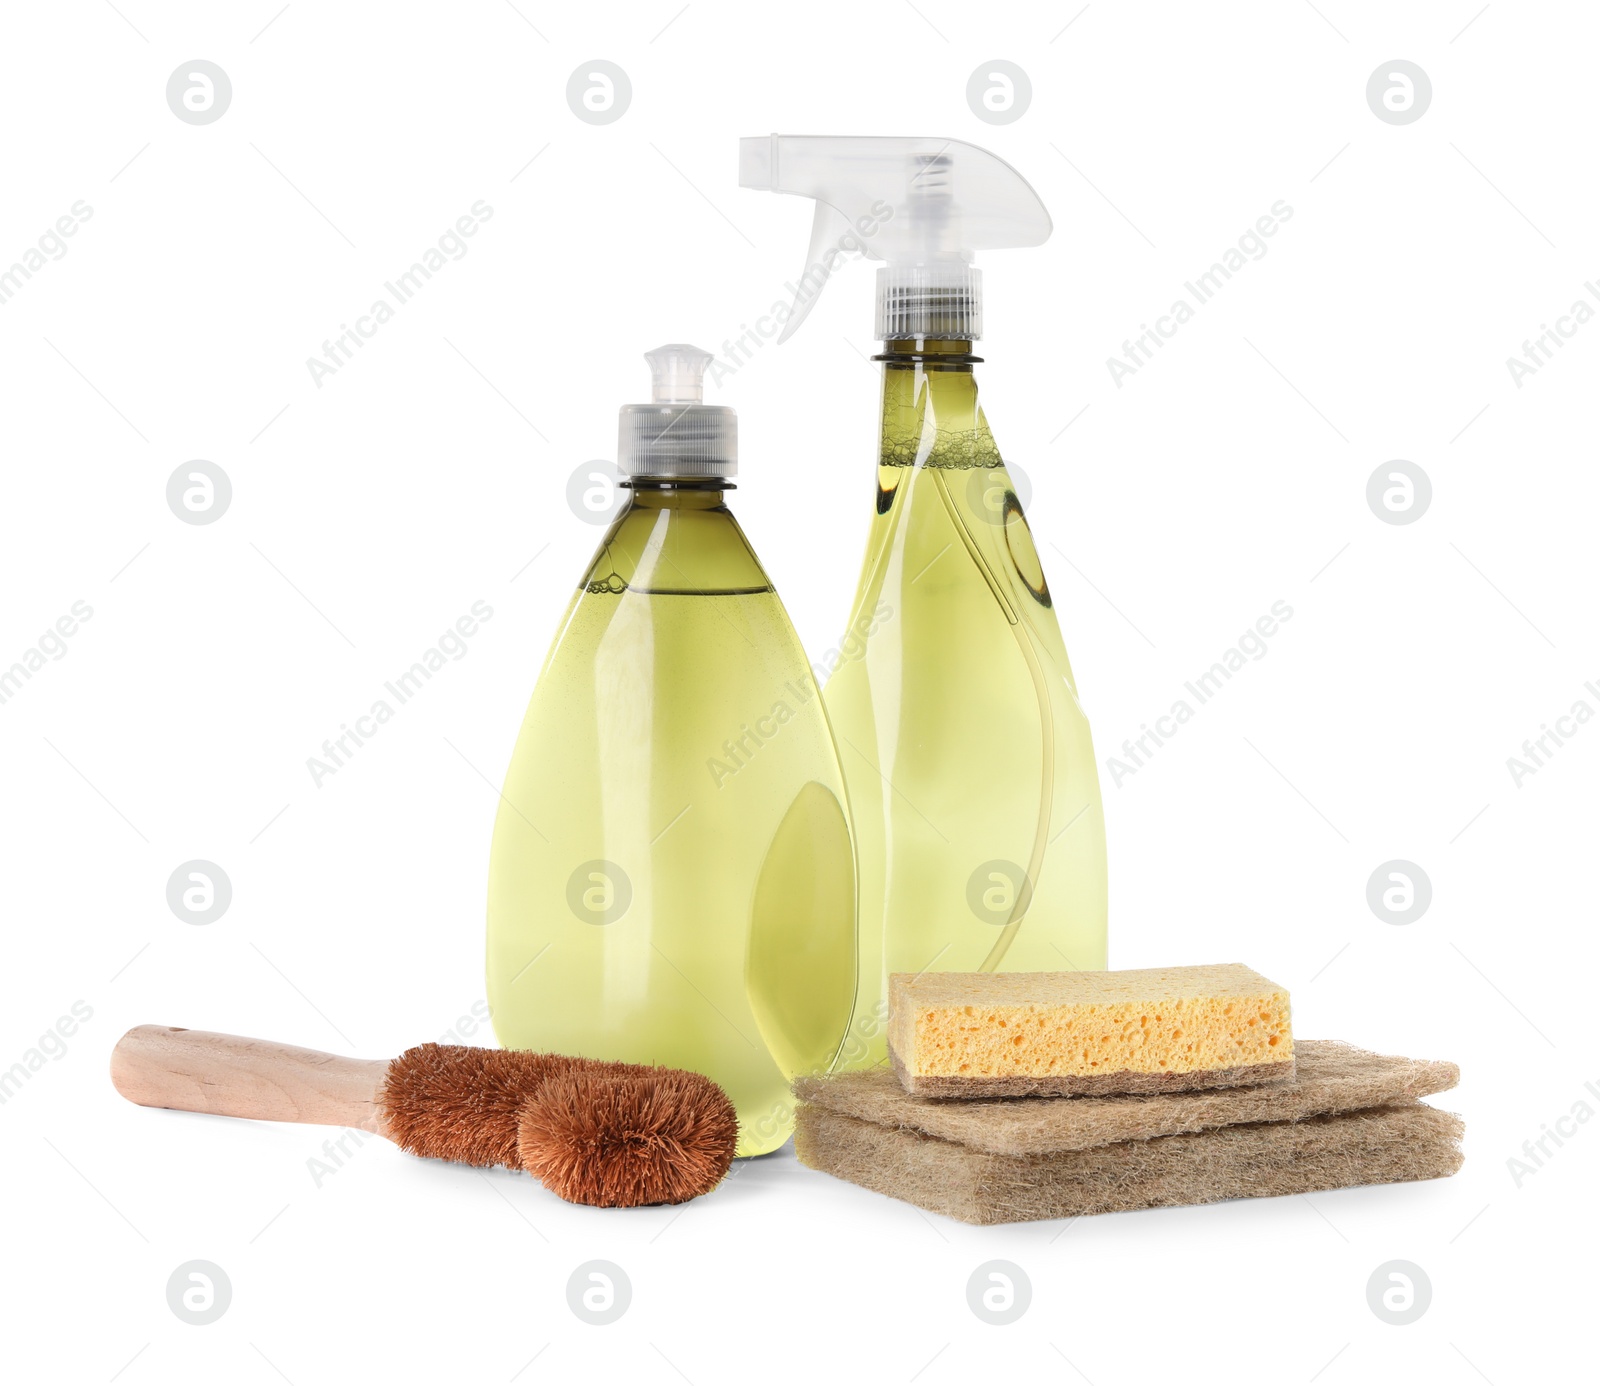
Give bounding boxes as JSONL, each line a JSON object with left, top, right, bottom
{"left": 738, "top": 134, "right": 1052, "bottom": 344}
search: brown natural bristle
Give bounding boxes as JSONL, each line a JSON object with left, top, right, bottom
{"left": 517, "top": 1067, "right": 739, "bottom": 1207}
{"left": 379, "top": 1044, "right": 626, "bottom": 1168}
{"left": 379, "top": 1045, "right": 739, "bottom": 1209}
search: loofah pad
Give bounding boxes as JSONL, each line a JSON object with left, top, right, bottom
{"left": 797, "top": 1040, "right": 1457, "bottom": 1156}
{"left": 795, "top": 1101, "right": 1464, "bottom": 1224}
{"left": 890, "top": 1046, "right": 1292, "bottom": 1098}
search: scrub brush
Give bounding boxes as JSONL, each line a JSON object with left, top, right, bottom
{"left": 110, "top": 1025, "right": 737, "bottom": 1207}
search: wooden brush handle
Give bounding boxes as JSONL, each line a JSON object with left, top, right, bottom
{"left": 111, "top": 1025, "right": 388, "bottom": 1134}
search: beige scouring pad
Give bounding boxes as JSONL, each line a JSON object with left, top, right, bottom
{"left": 888, "top": 963, "right": 1294, "bottom": 1097}
{"left": 794, "top": 1040, "right": 1462, "bottom": 1225}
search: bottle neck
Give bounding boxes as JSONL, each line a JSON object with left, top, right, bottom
{"left": 872, "top": 337, "right": 983, "bottom": 369}
{"left": 624, "top": 478, "right": 735, "bottom": 509}
{"left": 582, "top": 479, "right": 766, "bottom": 595}
{"left": 875, "top": 339, "right": 993, "bottom": 470}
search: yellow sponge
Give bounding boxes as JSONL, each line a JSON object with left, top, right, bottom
{"left": 888, "top": 964, "right": 1294, "bottom": 1097}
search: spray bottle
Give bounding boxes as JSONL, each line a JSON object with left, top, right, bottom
{"left": 486, "top": 345, "right": 858, "bottom": 1152}
{"left": 740, "top": 136, "right": 1107, "bottom": 1068}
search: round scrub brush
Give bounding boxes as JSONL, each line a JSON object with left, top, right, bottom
{"left": 111, "top": 1026, "right": 738, "bottom": 1207}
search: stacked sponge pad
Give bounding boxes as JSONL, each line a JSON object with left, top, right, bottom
{"left": 795, "top": 965, "right": 1462, "bottom": 1224}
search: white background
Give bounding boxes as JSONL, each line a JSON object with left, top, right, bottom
{"left": 2, "top": 2, "right": 1594, "bottom": 1382}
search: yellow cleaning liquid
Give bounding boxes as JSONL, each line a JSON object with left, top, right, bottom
{"left": 825, "top": 344, "right": 1108, "bottom": 1068}
{"left": 487, "top": 485, "right": 857, "bottom": 1154}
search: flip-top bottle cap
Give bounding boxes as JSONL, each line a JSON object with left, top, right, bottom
{"left": 617, "top": 344, "right": 737, "bottom": 480}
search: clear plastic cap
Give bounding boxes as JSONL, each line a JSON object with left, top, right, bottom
{"left": 738, "top": 134, "right": 1052, "bottom": 343}
{"left": 617, "top": 344, "right": 737, "bottom": 480}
